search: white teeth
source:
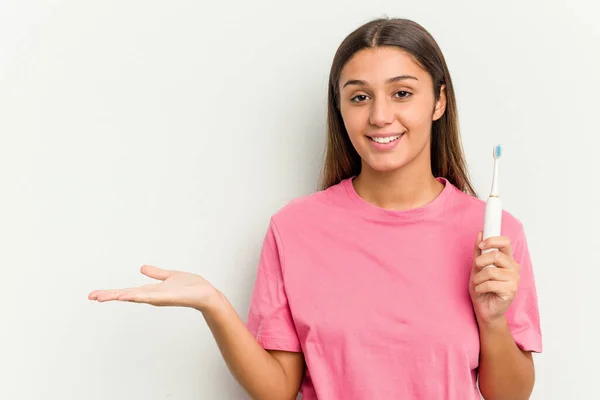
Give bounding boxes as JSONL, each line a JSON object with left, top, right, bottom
{"left": 370, "top": 135, "right": 402, "bottom": 144}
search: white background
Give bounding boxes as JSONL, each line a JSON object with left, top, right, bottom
{"left": 1, "top": 0, "right": 598, "bottom": 399}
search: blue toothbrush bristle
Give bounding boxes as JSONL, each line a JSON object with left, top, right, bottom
{"left": 494, "top": 144, "right": 502, "bottom": 158}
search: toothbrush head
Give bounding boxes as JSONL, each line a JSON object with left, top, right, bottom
{"left": 493, "top": 144, "right": 502, "bottom": 159}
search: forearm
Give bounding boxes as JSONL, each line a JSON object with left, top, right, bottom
{"left": 201, "top": 291, "right": 297, "bottom": 400}
{"left": 478, "top": 316, "right": 534, "bottom": 400}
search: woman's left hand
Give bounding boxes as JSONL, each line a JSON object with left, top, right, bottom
{"left": 469, "top": 231, "right": 520, "bottom": 325}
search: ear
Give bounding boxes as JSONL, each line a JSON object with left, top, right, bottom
{"left": 432, "top": 84, "right": 447, "bottom": 121}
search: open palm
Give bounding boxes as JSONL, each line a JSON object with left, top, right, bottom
{"left": 88, "top": 265, "right": 218, "bottom": 310}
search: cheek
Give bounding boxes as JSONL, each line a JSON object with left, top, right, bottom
{"left": 341, "top": 101, "right": 433, "bottom": 143}
{"left": 342, "top": 108, "right": 367, "bottom": 135}
{"left": 400, "top": 103, "right": 433, "bottom": 131}
{"left": 342, "top": 111, "right": 370, "bottom": 150}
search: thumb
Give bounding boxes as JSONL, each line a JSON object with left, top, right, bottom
{"left": 140, "top": 265, "right": 173, "bottom": 281}
{"left": 473, "top": 231, "right": 483, "bottom": 259}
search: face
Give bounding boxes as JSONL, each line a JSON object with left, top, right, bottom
{"left": 338, "top": 46, "right": 446, "bottom": 175}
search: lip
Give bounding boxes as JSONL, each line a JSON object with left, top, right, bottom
{"left": 366, "top": 132, "right": 404, "bottom": 152}
{"left": 366, "top": 132, "right": 405, "bottom": 138}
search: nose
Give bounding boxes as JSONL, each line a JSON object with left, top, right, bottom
{"left": 369, "top": 97, "right": 394, "bottom": 127}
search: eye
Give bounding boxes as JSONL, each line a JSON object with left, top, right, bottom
{"left": 349, "top": 91, "right": 412, "bottom": 103}
{"left": 350, "top": 94, "right": 369, "bottom": 103}
{"left": 394, "top": 91, "right": 412, "bottom": 99}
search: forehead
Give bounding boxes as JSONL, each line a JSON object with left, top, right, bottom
{"left": 339, "top": 47, "right": 428, "bottom": 85}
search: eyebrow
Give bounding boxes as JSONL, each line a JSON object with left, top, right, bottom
{"left": 342, "top": 75, "right": 419, "bottom": 89}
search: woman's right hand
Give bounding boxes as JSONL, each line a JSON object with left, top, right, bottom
{"left": 88, "top": 265, "right": 221, "bottom": 312}
{"left": 89, "top": 264, "right": 306, "bottom": 399}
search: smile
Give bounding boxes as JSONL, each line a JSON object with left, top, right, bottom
{"left": 367, "top": 134, "right": 404, "bottom": 143}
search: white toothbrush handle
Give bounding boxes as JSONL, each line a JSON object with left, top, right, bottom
{"left": 482, "top": 196, "right": 502, "bottom": 269}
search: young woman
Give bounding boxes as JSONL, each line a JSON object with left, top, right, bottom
{"left": 89, "top": 17, "right": 542, "bottom": 400}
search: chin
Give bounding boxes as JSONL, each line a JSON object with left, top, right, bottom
{"left": 363, "top": 157, "right": 409, "bottom": 173}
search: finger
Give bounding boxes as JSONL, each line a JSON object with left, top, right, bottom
{"left": 474, "top": 280, "right": 516, "bottom": 295}
{"left": 475, "top": 250, "right": 515, "bottom": 270}
{"left": 88, "top": 290, "right": 102, "bottom": 300}
{"left": 116, "top": 289, "right": 154, "bottom": 304}
{"left": 472, "top": 267, "right": 515, "bottom": 286}
{"left": 140, "top": 265, "right": 174, "bottom": 281}
{"left": 93, "top": 288, "right": 138, "bottom": 302}
{"left": 478, "top": 236, "right": 513, "bottom": 258}
{"left": 95, "top": 289, "right": 136, "bottom": 302}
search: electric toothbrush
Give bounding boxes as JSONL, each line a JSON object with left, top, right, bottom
{"left": 482, "top": 144, "right": 502, "bottom": 269}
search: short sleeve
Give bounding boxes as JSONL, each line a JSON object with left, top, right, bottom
{"left": 246, "top": 219, "right": 301, "bottom": 352}
{"left": 505, "top": 223, "right": 543, "bottom": 353}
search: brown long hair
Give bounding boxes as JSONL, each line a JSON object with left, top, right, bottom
{"left": 319, "top": 17, "right": 477, "bottom": 197}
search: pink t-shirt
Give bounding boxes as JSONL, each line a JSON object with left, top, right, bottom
{"left": 246, "top": 177, "right": 542, "bottom": 399}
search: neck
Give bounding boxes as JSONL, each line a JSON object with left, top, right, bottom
{"left": 352, "top": 166, "right": 444, "bottom": 211}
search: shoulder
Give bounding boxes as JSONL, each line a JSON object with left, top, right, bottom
{"left": 269, "top": 179, "right": 349, "bottom": 231}
{"left": 449, "top": 185, "right": 526, "bottom": 238}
